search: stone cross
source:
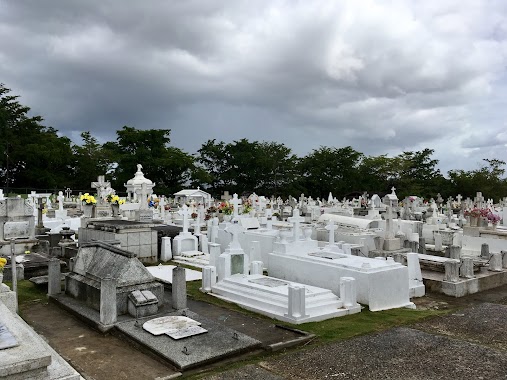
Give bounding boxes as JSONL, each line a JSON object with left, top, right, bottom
{"left": 65, "top": 188, "right": 72, "bottom": 200}
{"left": 159, "top": 196, "right": 166, "bottom": 219}
{"left": 37, "top": 198, "right": 45, "bottom": 228}
{"left": 288, "top": 208, "right": 305, "bottom": 241}
{"left": 91, "top": 175, "right": 110, "bottom": 205}
{"left": 456, "top": 194, "right": 462, "bottom": 205}
{"left": 474, "top": 192, "right": 485, "bottom": 209}
{"left": 225, "top": 220, "right": 244, "bottom": 250}
{"left": 391, "top": 186, "right": 396, "bottom": 195}
{"left": 57, "top": 191, "right": 64, "bottom": 211}
{"left": 385, "top": 205, "right": 395, "bottom": 239}
{"left": 178, "top": 204, "right": 191, "bottom": 233}
{"left": 139, "top": 183, "right": 148, "bottom": 210}
{"left": 325, "top": 221, "right": 337, "bottom": 245}
{"left": 231, "top": 193, "right": 241, "bottom": 218}
{"left": 221, "top": 191, "right": 232, "bottom": 202}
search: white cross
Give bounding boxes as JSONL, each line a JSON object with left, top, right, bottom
{"left": 231, "top": 193, "right": 241, "bottom": 218}
{"left": 385, "top": 205, "right": 395, "bottom": 239}
{"left": 91, "top": 175, "right": 110, "bottom": 204}
{"left": 159, "top": 196, "right": 166, "bottom": 218}
{"left": 178, "top": 204, "right": 192, "bottom": 233}
{"left": 221, "top": 191, "right": 232, "bottom": 202}
{"left": 391, "top": 186, "right": 396, "bottom": 194}
{"left": 288, "top": 208, "right": 305, "bottom": 241}
{"left": 325, "top": 221, "right": 337, "bottom": 245}
{"left": 57, "top": 191, "right": 64, "bottom": 211}
{"left": 225, "top": 220, "right": 244, "bottom": 250}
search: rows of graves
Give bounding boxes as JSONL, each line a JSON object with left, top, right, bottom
{"left": 1, "top": 164, "right": 507, "bottom": 377}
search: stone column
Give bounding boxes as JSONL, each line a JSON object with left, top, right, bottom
{"left": 340, "top": 277, "right": 357, "bottom": 309}
{"left": 409, "top": 241, "right": 418, "bottom": 253}
{"left": 418, "top": 237, "right": 426, "bottom": 254}
{"left": 172, "top": 266, "right": 187, "bottom": 310}
{"left": 443, "top": 259, "right": 460, "bottom": 282}
{"left": 209, "top": 243, "right": 221, "bottom": 269}
{"left": 460, "top": 258, "right": 474, "bottom": 279}
{"left": 502, "top": 251, "right": 507, "bottom": 269}
{"left": 100, "top": 276, "right": 117, "bottom": 326}
{"left": 286, "top": 285, "right": 308, "bottom": 319}
{"left": 449, "top": 245, "right": 461, "bottom": 261}
{"left": 434, "top": 233, "right": 443, "bottom": 251}
{"left": 200, "top": 234, "right": 209, "bottom": 254}
{"left": 489, "top": 253, "right": 503, "bottom": 272}
{"left": 201, "top": 266, "right": 216, "bottom": 293}
{"left": 250, "top": 261, "right": 263, "bottom": 275}
{"left": 47, "top": 258, "right": 61, "bottom": 296}
{"left": 250, "top": 241, "right": 262, "bottom": 263}
{"left": 481, "top": 243, "right": 490, "bottom": 260}
{"left": 160, "top": 237, "right": 172, "bottom": 261}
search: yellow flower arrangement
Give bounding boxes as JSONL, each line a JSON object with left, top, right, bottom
{"left": 80, "top": 193, "right": 97, "bottom": 205}
{"left": 106, "top": 194, "right": 125, "bottom": 205}
{"left": 0, "top": 257, "right": 7, "bottom": 273}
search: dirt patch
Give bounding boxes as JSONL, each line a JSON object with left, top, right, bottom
{"left": 21, "top": 300, "right": 178, "bottom": 380}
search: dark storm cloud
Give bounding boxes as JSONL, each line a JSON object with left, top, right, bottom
{"left": 1, "top": 0, "right": 507, "bottom": 172}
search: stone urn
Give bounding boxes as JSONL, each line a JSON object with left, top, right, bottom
{"left": 83, "top": 204, "right": 94, "bottom": 218}
{"left": 302, "top": 226, "right": 313, "bottom": 241}
{"left": 111, "top": 203, "right": 120, "bottom": 216}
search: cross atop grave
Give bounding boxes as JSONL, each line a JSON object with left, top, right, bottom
{"left": 325, "top": 221, "right": 337, "bottom": 245}
{"left": 65, "top": 188, "right": 72, "bottom": 200}
{"left": 391, "top": 186, "right": 396, "bottom": 195}
{"left": 225, "top": 220, "right": 244, "bottom": 250}
{"left": 456, "top": 194, "right": 462, "bottom": 204}
{"left": 231, "top": 193, "right": 241, "bottom": 218}
{"left": 91, "top": 175, "right": 110, "bottom": 205}
{"left": 385, "top": 205, "right": 395, "bottom": 239}
{"left": 178, "top": 204, "right": 192, "bottom": 233}
{"left": 57, "top": 191, "right": 65, "bottom": 211}
{"left": 221, "top": 191, "right": 232, "bottom": 202}
{"left": 288, "top": 208, "right": 305, "bottom": 241}
{"left": 138, "top": 183, "right": 149, "bottom": 210}
{"left": 474, "top": 192, "right": 485, "bottom": 209}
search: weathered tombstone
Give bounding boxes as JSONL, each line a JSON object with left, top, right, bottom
{"left": 172, "top": 267, "right": 187, "bottom": 310}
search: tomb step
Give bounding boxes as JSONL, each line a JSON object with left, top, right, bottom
{"left": 211, "top": 279, "right": 344, "bottom": 315}
{"left": 210, "top": 283, "right": 352, "bottom": 324}
{"left": 215, "top": 280, "right": 344, "bottom": 310}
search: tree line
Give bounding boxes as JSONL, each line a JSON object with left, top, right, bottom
{"left": 2, "top": 84, "right": 507, "bottom": 201}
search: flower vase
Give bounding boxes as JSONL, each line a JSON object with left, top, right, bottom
{"left": 83, "top": 204, "right": 94, "bottom": 218}
{"left": 492, "top": 223, "right": 497, "bottom": 231}
{"left": 111, "top": 204, "right": 120, "bottom": 217}
{"left": 223, "top": 214, "right": 232, "bottom": 222}
{"left": 249, "top": 210, "right": 256, "bottom": 218}
{"left": 470, "top": 217, "right": 478, "bottom": 227}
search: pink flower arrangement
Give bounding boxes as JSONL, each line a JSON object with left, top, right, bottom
{"left": 487, "top": 212, "right": 501, "bottom": 225}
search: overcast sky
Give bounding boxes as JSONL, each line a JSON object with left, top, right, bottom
{"left": 1, "top": 1, "right": 507, "bottom": 175}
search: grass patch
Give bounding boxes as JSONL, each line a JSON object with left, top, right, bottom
{"left": 4, "top": 280, "right": 47, "bottom": 306}
{"left": 295, "top": 307, "right": 448, "bottom": 343}
{"left": 186, "top": 279, "right": 449, "bottom": 344}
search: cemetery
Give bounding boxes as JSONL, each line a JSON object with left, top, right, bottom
{"left": 1, "top": 168, "right": 507, "bottom": 379}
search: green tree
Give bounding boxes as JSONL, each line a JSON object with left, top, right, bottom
{"left": 299, "top": 146, "right": 363, "bottom": 198}
{"left": 71, "top": 131, "right": 113, "bottom": 190}
{"left": 448, "top": 159, "right": 507, "bottom": 201}
{"left": 103, "top": 126, "right": 195, "bottom": 195}
{"left": 0, "top": 84, "right": 73, "bottom": 191}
